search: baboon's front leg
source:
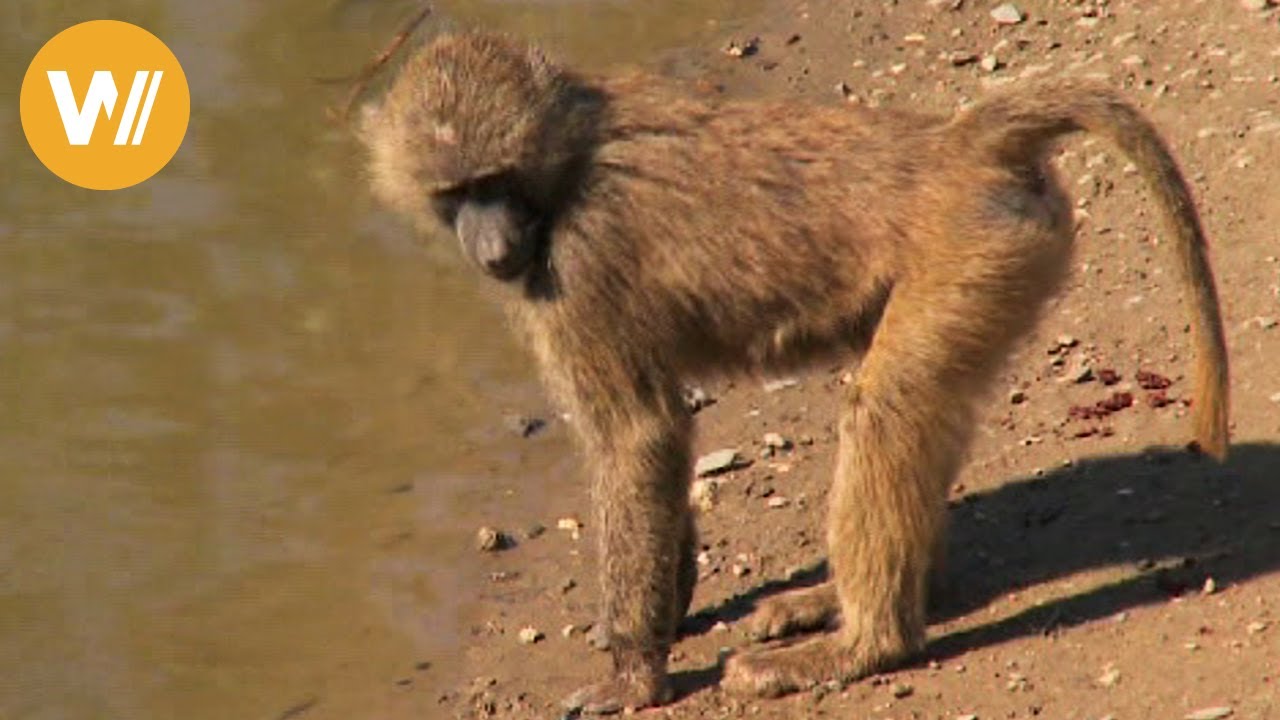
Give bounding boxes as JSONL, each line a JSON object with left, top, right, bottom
{"left": 563, "top": 387, "right": 693, "bottom": 714}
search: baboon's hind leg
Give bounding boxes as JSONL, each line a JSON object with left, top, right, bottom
{"left": 725, "top": 233, "right": 1066, "bottom": 696}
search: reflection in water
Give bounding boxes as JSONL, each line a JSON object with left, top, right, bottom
{"left": 0, "top": 1, "right": 750, "bottom": 718}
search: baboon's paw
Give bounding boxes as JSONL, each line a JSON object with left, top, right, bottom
{"left": 562, "top": 673, "right": 672, "bottom": 715}
{"left": 745, "top": 583, "right": 840, "bottom": 641}
{"left": 722, "top": 638, "right": 850, "bottom": 699}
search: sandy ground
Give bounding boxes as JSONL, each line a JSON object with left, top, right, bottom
{"left": 419, "top": 1, "right": 1280, "bottom": 718}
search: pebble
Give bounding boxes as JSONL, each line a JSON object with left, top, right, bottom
{"left": 690, "top": 478, "right": 720, "bottom": 512}
{"left": 695, "top": 448, "right": 745, "bottom": 477}
{"left": 1097, "top": 665, "right": 1122, "bottom": 687}
{"left": 1248, "top": 315, "right": 1278, "bottom": 329}
{"left": 1050, "top": 334, "right": 1079, "bottom": 353}
{"left": 1202, "top": 577, "right": 1218, "bottom": 595}
{"left": 503, "top": 414, "right": 546, "bottom": 438}
{"left": 763, "top": 377, "right": 800, "bottom": 392}
{"left": 556, "top": 517, "right": 583, "bottom": 540}
{"left": 1246, "top": 620, "right": 1269, "bottom": 634}
{"left": 766, "top": 496, "right": 791, "bottom": 509}
{"left": 683, "top": 386, "right": 714, "bottom": 413}
{"left": 1063, "top": 358, "right": 1095, "bottom": 384}
{"left": 1184, "top": 708, "right": 1233, "bottom": 720}
{"left": 1270, "top": 391, "right": 1280, "bottom": 404}
{"left": 518, "top": 626, "right": 544, "bottom": 645}
{"left": 891, "top": 682, "right": 914, "bottom": 698}
{"left": 722, "top": 38, "right": 758, "bottom": 58}
{"left": 980, "top": 55, "right": 1002, "bottom": 73}
{"left": 476, "top": 526, "right": 507, "bottom": 552}
{"left": 1009, "top": 389, "right": 1028, "bottom": 404}
{"left": 990, "top": 3, "right": 1024, "bottom": 25}
{"left": 1241, "top": 0, "right": 1272, "bottom": 10}
{"left": 762, "top": 432, "right": 791, "bottom": 449}
{"left": 586, "top": 624, "right": 610, "bottom": 651}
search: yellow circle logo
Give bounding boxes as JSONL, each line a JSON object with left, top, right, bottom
{"left": 20, "top": 20, "right": 190, "bottom": 191}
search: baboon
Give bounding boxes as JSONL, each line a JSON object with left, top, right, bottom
{"left": 357, "top": 32, "right": 1229, "bottom": 713}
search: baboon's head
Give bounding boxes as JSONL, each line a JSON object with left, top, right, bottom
{"left": 359, "top": 32, "right": 601, "bottom": 281}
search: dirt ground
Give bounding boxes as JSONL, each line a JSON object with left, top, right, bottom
{"left": 424, "top": 1, "right": 1280, "bottom": 718}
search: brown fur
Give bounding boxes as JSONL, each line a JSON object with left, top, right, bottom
{"left": 358, "top": 32, "right": 1229, "bottom": 711}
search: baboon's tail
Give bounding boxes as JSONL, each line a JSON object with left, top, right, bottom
{"left": 950, "top": 79, "right": 1230, "bottom": 459}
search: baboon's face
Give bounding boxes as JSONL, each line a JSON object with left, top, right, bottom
{"left": 430, "top": 169, "right": 542, "bottom": 281}
{"left": 359, "top": 33, "right": 572, "bottom": 282}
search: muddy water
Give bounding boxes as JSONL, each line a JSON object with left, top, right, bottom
{"left": 0, "top": 2, "right": 751, "bottom": 718}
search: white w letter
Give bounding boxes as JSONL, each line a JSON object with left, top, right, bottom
{"left": 47, "top": 70, "right": 119, "bottom": 146}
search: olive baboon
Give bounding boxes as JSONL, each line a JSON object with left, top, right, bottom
{"left": 357, "top": 32, "right": 1229, "bottom": 712}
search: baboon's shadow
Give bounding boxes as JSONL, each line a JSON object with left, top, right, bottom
{"left": 673, "top": 442, "right": 1280, "bottom": 697}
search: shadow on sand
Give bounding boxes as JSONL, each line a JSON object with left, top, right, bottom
{"left": 673, "top": 441, "right": 1280, "bottom": 697}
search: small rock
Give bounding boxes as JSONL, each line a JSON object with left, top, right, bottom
{"left": 1097, "top": 665, "right": 1121, "bottom": 687}
{"left": 1184, "top": 708, "right": 1233, "bottom": 720}
{"left": 980, "top": 54, "right": 1002, "bottom": 73}
{"left": 891, "top": 682, "right": 914, "bottom": 698}
{"left": 722, "top": 38, "right": 759, "bottom": 58}
{"left": 903, "top": 33, "right": 927, "bottom": 44}
{"left": 956, "top": 715, "right": 978, "bottom": 720}
{"left": 711, "top": 621, "right": 730, "bottom": 633}
{"left": 950, "top": 51, "right": 980, "bottom": 66}
{"left": 762, "top": 432, "right": 791, "bottom": 450}
{"left": 523, "top": 523, "right": 546, "bottom": 540}
{"left": 690, "top": 478, "right": 720, "bottom": 512}
{"left": 1202, "top": 576, "right": 1218, "bottom": 595}
{"left": 1249, "top": 315, "right": 1278, "bottom": 330}
{"left": 561, "top": 624, "right": 579, "bottom": 638}
{"left": 1098, "top": 368, "right": 1121, "bottom": 385}
{"left": 695, "top": 449, "right": 747, "bottom": 477}
{"left": 476, "top": 526, "right": 508, "bottom": 552}
{"left": 990, "top": 3, "right": 1024, "bottom": 25}
{"left": 1049, "top": 334, "right": 1079, "bottom": 353}
{"left": 586, "top": 624, "right": 610, "bottom": 651}
{"left": 1063, "top": 359, "right": 1095, "bottom": 384}
{"left": 556, "top": 517, "right": 583, "bottom": 540}
{"left": 1009, "top": 389, "right": 1028, "bottom": 404}
{"left": 503, "top": 414, "right": 546, "bottom": 438}
{"left": 731, "top": 563, "right": 750, "bottom": 577}
{"left": 766, "top": 496, "right": 791, "bottom": 509}
{"left": 518, "top": 626, "right": 544, "bottom": 645}
{"left": 1269, "top": 391, "right": 1280, "bottom": 404}
{"left": 1246, "top": 620, "right": 1269, "bottom": 634}
{"left": 683, "top": 386, "right": 715, "bottom": 413}
{"left": 763, "top": 377, "right": 800, "bottom": 392}
{"left": 1241, "top": 0, "right": 1272, "bottom": 10}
